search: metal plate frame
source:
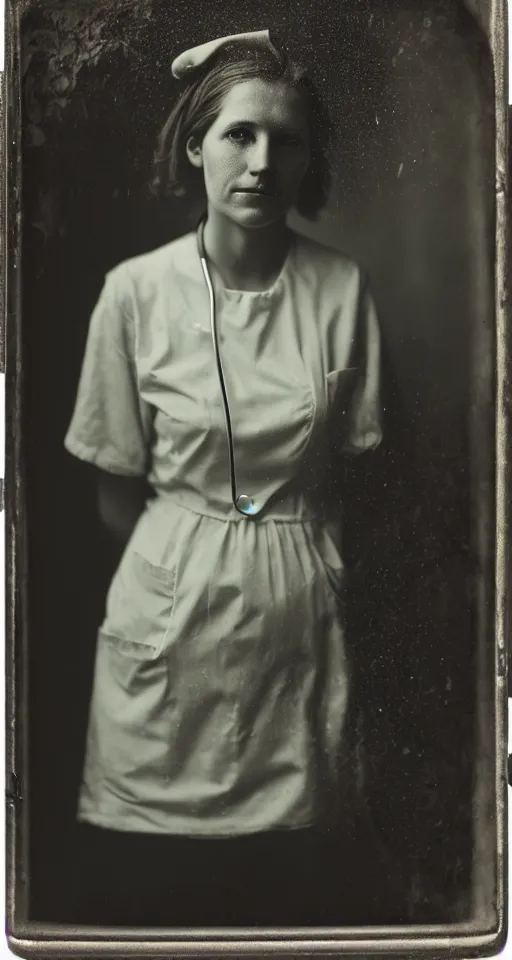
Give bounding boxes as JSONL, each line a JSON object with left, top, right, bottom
{"left": 3, "top": 0, "right": 509, "bottom": 955}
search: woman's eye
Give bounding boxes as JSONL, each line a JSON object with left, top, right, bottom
{"left": 227, "top": 128, "right": 252, "bottom": 144}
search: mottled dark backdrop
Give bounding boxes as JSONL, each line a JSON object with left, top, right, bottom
{"left": 20, "top": 0, "right": 494, "bottom": 923}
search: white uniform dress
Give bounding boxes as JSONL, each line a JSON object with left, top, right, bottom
{"left": 65, "top": 230, "right": 382, "bottom": 836}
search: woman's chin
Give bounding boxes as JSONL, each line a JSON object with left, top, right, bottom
{"left": 228, "top": 206, "right": 287, "bottom": 229}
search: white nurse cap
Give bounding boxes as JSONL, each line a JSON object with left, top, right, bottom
{"left": 171, "top": 29, "right": 279, "bottom": 80}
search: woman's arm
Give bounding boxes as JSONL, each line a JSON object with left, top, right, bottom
{"left": 97, "top": 471, "right": 151, "bottom": 545}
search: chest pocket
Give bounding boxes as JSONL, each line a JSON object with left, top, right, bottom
{"left": 101, "top": 551, "right": 176, "bottom": 660}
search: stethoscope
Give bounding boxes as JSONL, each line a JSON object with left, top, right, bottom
{"left": 196, "top": 216, "right": 257, "bottom": 517}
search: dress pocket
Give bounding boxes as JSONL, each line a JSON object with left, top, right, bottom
{"left": 102, "top": 551, "right": 176, "bottom": 660}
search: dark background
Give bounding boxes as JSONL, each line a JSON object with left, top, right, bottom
{"left": 19, "top": 0, "right": 494, "bottom": 923}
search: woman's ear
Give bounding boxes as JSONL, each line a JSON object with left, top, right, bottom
{"left": 186, "top": 134, "right": 203, "bottom": 169}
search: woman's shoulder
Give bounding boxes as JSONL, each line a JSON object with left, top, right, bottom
{"left": 291, "top": 230, "right": 364, "bottom": 285}
{"left": 106, "top": 232, "right": 198, "bottom": 295}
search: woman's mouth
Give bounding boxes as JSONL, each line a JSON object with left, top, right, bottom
{"left": 234, "top": 187, "right": 279, "bottom": 197}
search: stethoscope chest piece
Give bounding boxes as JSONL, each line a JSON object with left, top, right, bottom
{"left": 236, "top": 494, "right": 256, "bottom": 515}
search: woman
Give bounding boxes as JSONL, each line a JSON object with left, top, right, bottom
{"left": 65, "top": 29, "right": 407, "bottom": 927}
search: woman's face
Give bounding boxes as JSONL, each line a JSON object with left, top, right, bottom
{"left": 187, "top": 78, "right": 311, "bottom": 228}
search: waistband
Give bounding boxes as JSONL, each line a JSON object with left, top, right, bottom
{"left": 148, "top": 487, "right": 324, "bottom": 524}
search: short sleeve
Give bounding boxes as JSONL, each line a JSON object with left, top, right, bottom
{"left": 64, "top": 267, "right": 153, "bottom": 476}
{"left": 342, "top": 282, "right": 383, "bottom": 455}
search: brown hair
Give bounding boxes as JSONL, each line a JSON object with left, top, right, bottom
{"left": 151, "top": 40, "right": 332, "bottom": 220}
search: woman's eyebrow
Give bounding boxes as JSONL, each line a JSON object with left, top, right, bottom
{"left": 223, "top": 119, "right": 306, "bottom": 134}
{"left": 224, "top": 119, "right": 257, "bottom": 128}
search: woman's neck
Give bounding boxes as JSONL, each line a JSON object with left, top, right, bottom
{"left": 202, "top": 210, "right": 291, "bottom": 292}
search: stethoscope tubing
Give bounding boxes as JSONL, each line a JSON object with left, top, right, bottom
{"left": 197, "top": 217, "right": 249, "bottom": 517}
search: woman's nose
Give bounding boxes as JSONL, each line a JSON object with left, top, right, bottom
{"left": 249, "top": 135, "right": 271, "bottom": 175}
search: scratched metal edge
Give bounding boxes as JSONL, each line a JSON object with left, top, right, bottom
{"left": 4, "top": 0, "right": 509, "bottom": 958}
{"left": 2, "top": 930, "right": 507, "bottom": 960}
{"left": 489, "top": 0, "right": 510, "bottom": 948}
{"left": 464, "top": 0, "right": 509, "bottom": 949}
{"left": 5, "top": 0, "right": 30, "bottom": 948}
